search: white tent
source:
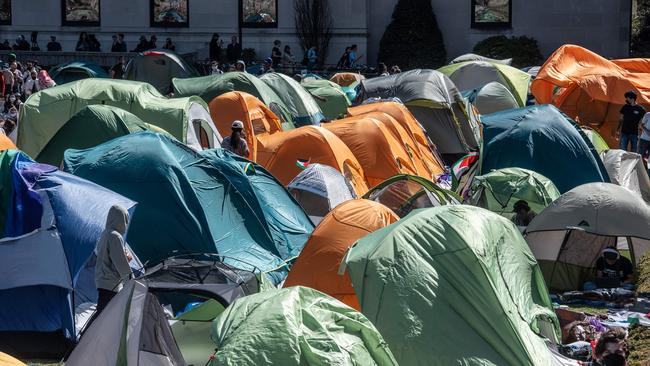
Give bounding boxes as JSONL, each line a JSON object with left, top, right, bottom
{"left": 451, "top": 53, "right": 512, "bottom": 65}
{"left": 463, "top": 82, "right": 519, "bottom": 115}
{"left": 600, "top": 149, "right": 650, "bottom": 203}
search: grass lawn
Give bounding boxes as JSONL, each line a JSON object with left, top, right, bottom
{"left": 628, "top": 252, "right": 650, "bottom": 366}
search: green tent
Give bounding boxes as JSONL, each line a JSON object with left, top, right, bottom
{"left": 301, "top": 79, "right": 351, "bottom": 121}
{"left": 17, "top": 78, "right": 220, "bottom": 158}
{"left": 49, "top": 61, "right": 109, "bottom": 85}
{"left": 438, "top": 61, "right": 531, "bottom": 107}
{"left": 0, "top": 150, "right": 18, "bottom": 235}
{"left": 469, "top": 168, "right": 561, "bottom": 217}
{"left": 260, "top": 72, "right": 324, "bottom": 127}
{"left": 345, "top": 205, "right": 561, "bottom": 366}
{"left": 63, "top": 132, "right": 314, "bottom": 284}
{"left": 211, "top": 286, "right": 398, "bottom": 366}
{"left": 172, "top": 72, "right": 295, "bottom": 129}
{"left": 37, "top": 105, "right": 168, "bottom": 166}
{"left": 125, "top": 49, "right": 199, "bottom": 94}
{"left": 581, "top": 126, "right": 610, "bottom": 154}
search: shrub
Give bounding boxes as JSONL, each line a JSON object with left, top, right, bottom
{"left": 378, "top": 0, "right": 447, "bottom": 70}
{"left": 473, "top": 35, "right": 543, "bottom": 68}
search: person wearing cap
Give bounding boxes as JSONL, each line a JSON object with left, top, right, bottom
{"left": 511, "top": 200, "right": 536, "bottom": 226}
{"left": 617, "top": 91, "right": 645, "bottom": 152}
{"left": 222, "top": 120, "right": 250, "bottom": 158}
{"left": 262, "top": 57, "right": 274, "bottom": 74}
{"left": 235, "top": 60, "right": 247, "bottom": 73}
{"left": 596, "top": 247, "right": 634, "bottom": 285}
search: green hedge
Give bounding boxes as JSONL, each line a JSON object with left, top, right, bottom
{"left": 473, "top": 35, "right": 543, "bottom": 68}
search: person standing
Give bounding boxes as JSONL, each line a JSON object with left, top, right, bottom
{"left": 75, "top": 32, "right": 91, "bottom": 51}
{"left": 163, "top": 37, "right": 176, "bottom": 51}
{"left": 37, "top": 70, "right": 56, "bottom": 90}
{"left": 617, "top": 91, "right": 645, "bottom": 152}
{"left": 110, "top": 34, "right": 127, "bottom": 52}
{"left": 46, "top": 36, "right": 62, "bottom": 51}
{"left": 132, "top": 36, "right": 149, "bottom": 52}
{"left": 639, "top": 111, "right": 650, "bottom": 159}
{"left": 209, "top": 33, "right": 223, "bottom": 62}
{"left": 307, "top": 46, "right": 318, "bottom": 70}
{"left": 95, "top": 205, "right": 134, "bottom": 314}
{"left": 226, "top": 35, "right": 242, "bottom": 64}
{"left": 271, "top": 40, "right": 282, "bottom": 68}
{"left": 22, "top": 70, "right": 40, "bottom": 97}
{"left": 110, "top": 56, "right": 126, "bottom": 79}
{"left": 222, "top": 120, "right": 250, "bottom": 158}
{"left": 282, "top": 45, "right": 294, "bottom": 67}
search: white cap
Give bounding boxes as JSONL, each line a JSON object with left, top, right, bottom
{"left": 232, "top": 120, "right": 244, "bottom": 129}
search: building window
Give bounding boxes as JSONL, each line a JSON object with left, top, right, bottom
{"left": 471, "top": 0, "right": 512, "bottom": 29}
{"left": 240, "top": 0, "right": 278, "bottom": 28}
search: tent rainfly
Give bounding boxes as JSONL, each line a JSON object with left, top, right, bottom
{"left": 600, "top": 149, "right": 650, "bottom": 203}
{"left": 260, "top": 72, "right": 324, "bottom": 126}
{"left": 461, "top": 81, "right": 520, "bottom": 115}
{"left": 125, "top": 49, "right": 199, "bottom": 94}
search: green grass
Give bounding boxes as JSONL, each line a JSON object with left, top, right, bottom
{"left": 628, "top": 252, "right": 650, "bottom": 366}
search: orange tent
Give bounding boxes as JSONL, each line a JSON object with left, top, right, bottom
{"left": 256, "top": 126, "right": 369, "bottom": 195}
{"left": 208, "top": 91, "right": 282, "bottom": 161}
{"left": 0, "top": 134, "right": 16, "bottom": 151}
{"left": 330, "top": 72, "right": 365, "bottom": 87}
{"left": 283, "top": 199, "right": 398, "bottom": 310}
{"left": 531, "top": 44, "right": 650, "bottom": 147}
{"left": 323, "top": 117, "right": 425, "bottom": 188}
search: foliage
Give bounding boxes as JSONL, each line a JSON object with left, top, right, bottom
{"left": 631, "top": 0, "right": 650, "bottom": 57}
{"left": 473, "top": 35, "right": 543, "bottom": 68}
{"left": 378, "top": 0, "right": 446, "bottom": 70}
{"left": 294, "top": 0, "right": 333, "bottom": 65}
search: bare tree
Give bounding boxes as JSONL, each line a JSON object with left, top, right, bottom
{"left": 294, "top": 0, "right": 333, "bottom": 65}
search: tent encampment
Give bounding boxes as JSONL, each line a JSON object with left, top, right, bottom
{"left": 525, "top": 183, "right": 650, "bottom": 291}
{"left": 481, "top": 105, "right": 610, "bottom": 193}
{"left": 600, "top": 149, "right": 650, "bottom": 203}
{"left": 301, "top": 79, "right": 351, "bottom": 120}
{"left": 363, "top": 174, "right": 460, "bottom": 218}
{"left": 67, "top": 256, "right": 259, "bottom": 366}
{"left": 260, "top": 72, "right": 324, "bottom": 126}
{"left": 211, "top": 286, "right": 398, "bottom": 366}
{"left": 469, "top": 168, "right": 561, "bottom": 217}
{"left": 358, "top": 69, "right": 480, "bottom": 164}
{"left": 0, "top": 150, "right": 137, "bottom": 359}
{"left": 37, "top": 105, "right": 167, "bottom": 166}
{"left": 284, "top": 199, "right": 398, "bottom": 310}
{"left": 208, "top": 91, "right": 282, "bottom": 161}
{"left": 287, "top": 163, "right": 356, "bottom": 224}
{"left": 438, "top": 61, "right": 531, "bottom": 107}
{"left": 451, "top": 53, "right": 512, "bottom": 65}
{"left": 172, "top": 71, "right": 295, "bottom": 129}
{"left": 64, "top": 132, "right": 313, "bottom": 284}
{"left": 125, "top": 49, "right": 199, "bottom": 94}
{"left": 18, "top": 78, "right": 220, "bottom": 158}
{"left": 344, "top": 205, "right": 562, "bottom": 366}
{"left": 49, "top": 61, "right": 109, "bottom": 85}
{"left": 256, "top": 126, "right": 369, "bottom": 196}
{"left": 461, "top": 81, "right": 520, "bottom": 115}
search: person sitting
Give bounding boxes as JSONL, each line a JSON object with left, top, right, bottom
{"left": 47, "top": 36, "right": 62, "bottom": 52}
{"left": 262, "top": 57, "right": 274, "bottom": 74}
{"left": 596, "top": 247, "right": 634, "bottom": 286}
{"left": 511, "top": 200, "right": 536, "bottom": 226}
{"left": 210, "top": 60, "right": 223, "bottom": 75}
{"left": 235, "top": 60, "right": 247, "bottom": 73}
{"left": 222, "top": 120, "right": 250, "bottom": 158}
{"left": 131, "top": 36, "right": 149, "bottom": 53}
{"left": 282, "top": 45, "right": 294, "bottom": 67}
{"left": 162, "top": 37, "right": 176, "bottom": 51}
{"left": 378, "top": 62, "right": 389, "bottom": 77}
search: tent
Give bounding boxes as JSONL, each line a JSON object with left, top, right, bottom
{"left": 358, "top": 69, "right": 480, "bottom": 164}
{"left": 284, "top": 200, "right": 398, "bottom": 310}
{"left": 481, "top": 105, "right": 610, "bottom": 193}
{"left": 172, "top": 71, "right": 295, "bottom": 129}
{"left": 461, "top": 81, "right": 520, "bottom": 115}
{"left": 0, "top": 150, "right": 137, "bottom": 359}
{"left": 363, "top": 174, "right": 460, "bottom": 218}
{"left": 256, "top": 126, "right": 369, "bottom": 196}
{"left": 451, "top": 53, "right": 512, "bottom": 65}
{"left": 49, "top": 61, "right": 109, "bottom": 85}
{"left": 63, "top": 132, "right": 314, "bottom": 284}
{"left": 301, "top": 79, "right": 351, "bottom": 120}
{"left": 531, "top": 44, "right": 650, "bottom": 147}
{"left": 344, "top": 205, "right": 562, "bottom": 366}
{"left": 208, "top": 91, "right": 282, "bottom": 161}
{"left": 0, "top": 134, "right": 15, "bottom": 151}
{"left": 347, "top": 101, "right": 446, "bottom": 175}
{"left": 330, "top": 72, "right": 365, "bottom": 87}
{"left": 17, "top": 78, "right": 220, "bottom": 158}
{"left": 125, "top": 49, "right": 199, "bottom": 94}
{"left": 469, "top": 168, "right": 561, "bottom": 217}
{"left": 287, "top": 163, "right": 356, "bottom": 224}
{"left": 211, "top": 286, "right": 398, "bottom": 366}
{"left": 581, "top": 126, "right": 610, "bottom": 154}
{"left": 37, "top": 105, "right": 167, "bottom": 166}
{"left": 438, "top": 61, "right": 531, "bottom": 107}
{"left": 0, "top": 352, "right": 26, "bottom": 366}
{"left": 601, "top": 149, "right": 650, "bottom": 203}
{"left": 260, "top": 72, "right": 324, "bottom": 126}
{"left": 525, "top": 183, "right": 650, "bottom": 291}
{"left": 67, "top": 256, "right": 259, "bottom": 366}
{"left": 323, "top": 117, "right": 427, "bottom": 187}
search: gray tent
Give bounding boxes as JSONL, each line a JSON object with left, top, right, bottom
{"left": 525, "top": 183, "right": 650, "bottom": 291}
{"left": 462, "top": 82, "right": 520, "bottom": 115}
{"left": 600, "top": 149, "right": 650, "bottom": 203}
{"left": 451, "top": 53, "right": 512, "bottom": 65}
{"left": 358, "top": 69, "right": 480, "bottom": 164}
{"left": 125, "top": 49, "right": 199, "bottom": 94}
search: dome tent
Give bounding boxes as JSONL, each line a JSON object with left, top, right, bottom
{"left": 451, "top": 53, "right": 512, "bottom": 65}
{"left": 125, "top": 49, "right": 199, "bottom": 94}
{"left": 461, "top": 81, "right": 520, "bottom": 115}
{"left": 301, "top": 79, "right": 351, "bottom": 121}
{"left": 600, "top": 149, "right": 650, "bottom": 203}
{"left": 49, "top": 61, "right": 109, "bottom": 85}
{"left": 525, "top": 182, "right": 650, "bottom": 291}
{"left": 260, "top": 72, "right": 324, "bottom": 126}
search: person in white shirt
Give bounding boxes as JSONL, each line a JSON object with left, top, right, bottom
{"left": 639, "top": 111, "right": 650, "bottom": 158}
{"left": 22, "top": 70, "right": 40, "bottom": 97}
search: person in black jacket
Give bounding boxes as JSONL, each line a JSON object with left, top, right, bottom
{"left": 226, "top": 35, "right": 242, "bottom": 64}
{"left": 209, "top": 33, "right": 223, "bottom": 62}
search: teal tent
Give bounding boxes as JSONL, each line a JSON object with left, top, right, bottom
{"left": 345, "top": 205, "right": 561, "bottom": 366}
{"left": 172, "top": 72, "right": 295, "bottom": 129}
{"left": 481, "top": 105, "right": 609, "bottom": 193}
{"left": 260, "top": 72, "right": 324, "bottom": 127}
{"left": 211, "top": 286, "right": 398, "bottom": 366}
{"left": 49, "top": 61, "right": 109, "bottom": 85}
{"left": 63, "top": 132, "right": 314, "bottom": 283}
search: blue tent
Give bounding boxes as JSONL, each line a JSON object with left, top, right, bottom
{"left": 481, "top": 105, "right": 609, "bottom": 193}
{"left": 49, "top": 61, "right": 109, "bottom": 85}
{"left": 0, "top": 150, "right": 136, "bottom": 359}
{"left": 63, "top": 132, "right": 314, "bottom": 284}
